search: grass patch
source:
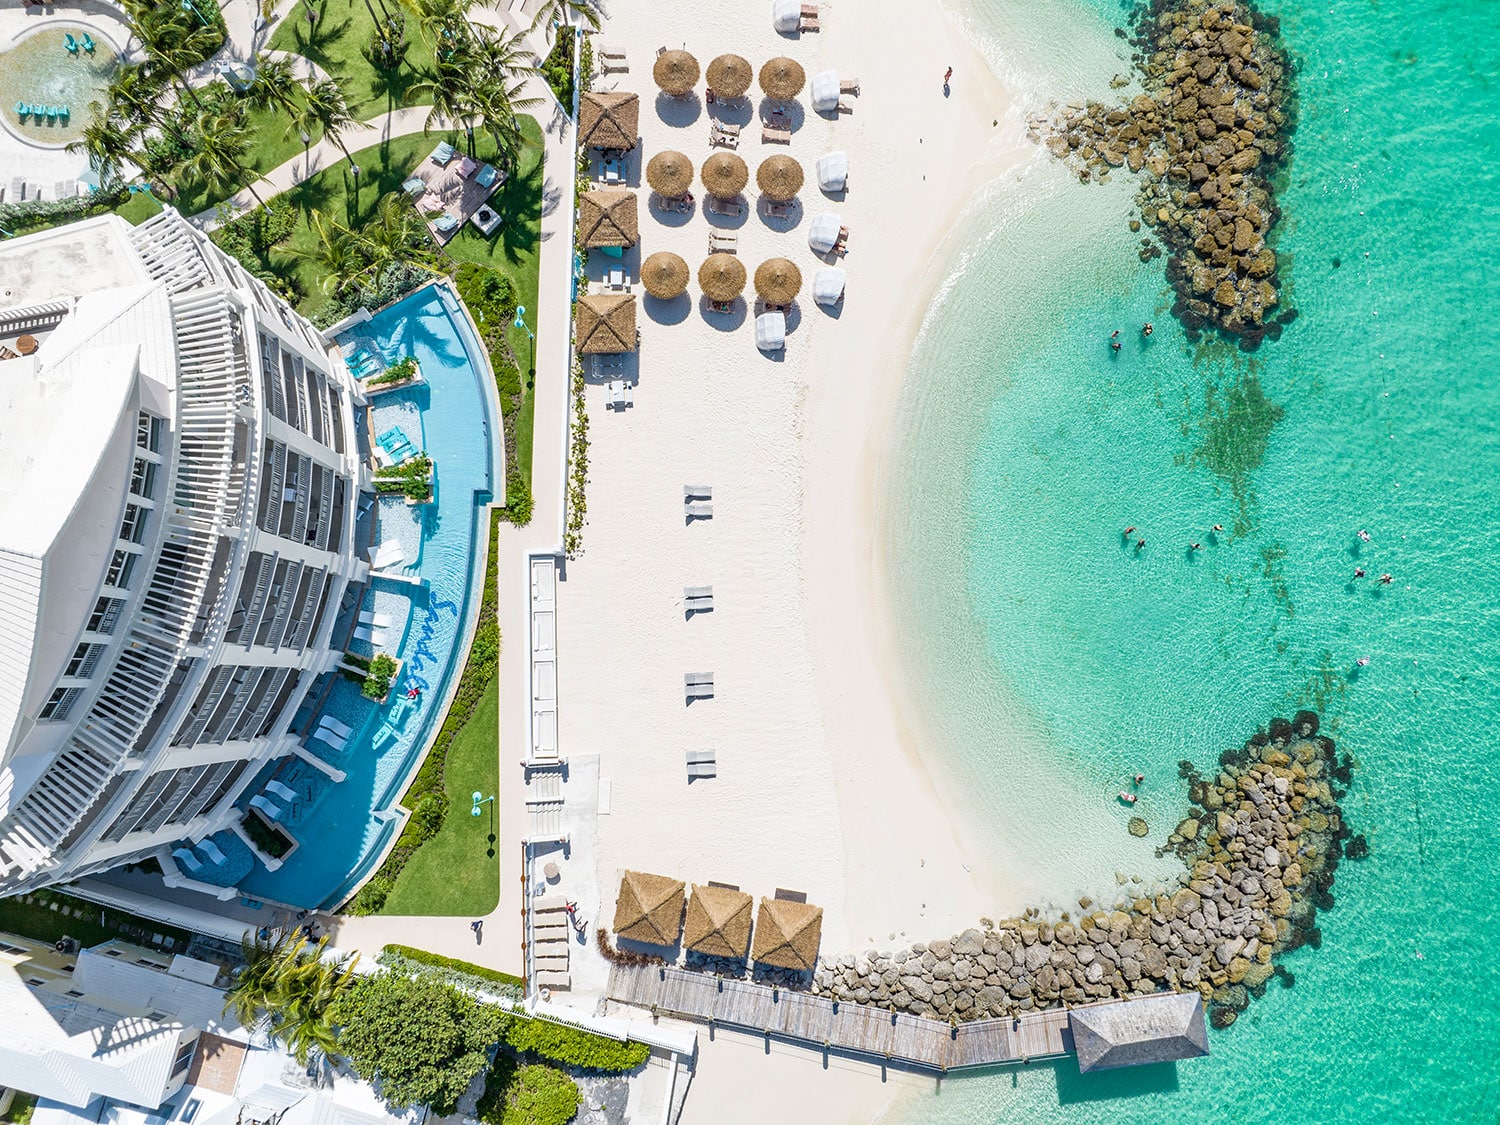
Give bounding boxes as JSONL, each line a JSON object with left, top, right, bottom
{"left": 0, "top": 887, "right": 190, "bottom": 953}
{"left": 268, "top": 0, "right": 434, "bottom": 117}
{"left": 114, "top": 191, "right": 165, "bottom": 225}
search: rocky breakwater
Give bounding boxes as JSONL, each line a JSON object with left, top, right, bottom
{"left": 1034, "top": 0, "right": 1296, "bottom": 347}
{"left": 811, "top": 713, "right": 1364, "bottom": 1031}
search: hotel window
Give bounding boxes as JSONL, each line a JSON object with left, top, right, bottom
{"left": 137, "top": 411, "right": 164, "bottom": 453}
{"left": 64, "top": 643, "right": 104, "bottom": 680}
{"left": 105, "top": 549, "right": 138, "bottom": 590}
{"left": 39, "top": 686, "right": 83, "bottom": 721}
{"left": 119, "top": 503, "right": 149, "bottom": 544}
{"left": 87, "top": 596, "right": 124, "bottom": 635}
{"left": 130, "top": 457, "right": 159, "bottom": 500}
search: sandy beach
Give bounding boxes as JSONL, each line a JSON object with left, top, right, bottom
{"left": 557, "top": 0, "right": 1037, "bottom": 967}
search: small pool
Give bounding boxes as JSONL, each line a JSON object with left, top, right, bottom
{"left": 225, "top": 283, "right": 498, "bottom": 910}
{"left": 0, "top": 23, "right": 120, "bottom": 147}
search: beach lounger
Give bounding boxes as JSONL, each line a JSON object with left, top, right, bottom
{"left": 430, "top": 141, "right": 456, "bottom": 165}
{"left": 401, "top": 175, "right": 426, "bottom": 196}
{"left": 318, "top": 716, "right": 354, "bottom": 739}
{"left": 706, "top": 196, "right": 742, "bottom": 218}
{"left": 686, "top": 500, "right": 714, "bottom": 520}
{"left": 475, "top": 162, "right": 500, "bottom": 188}
{"left": 353, "top": 626, "right": 389, "bottom": 645}
{"left": 687, "top": 750, "right": 717, "bottom": 779}
{"left": 369, "top": 540, "right": 406, "bottom": 570}
{"left": 388, "top": 696, "right": 412, "bottom": 723}
{"left": 841, "top": 78, "right": 861, "bottom": 94}
{"left": 684, "top": 585, "right": 714, "bottom": 600}
{"left": 684, "top": 485, "right": 712, "bottom": 500}
{"left": 10, "top": 179, "right": 24, "bottom": 201}
{"left": 359, "top": 611, "right": 395, "bottom": 628}
{"left": 598, "top": 45, "right": 627, "bottom": 59}
{"left": 709, "top": 122, "right": 740, "bottom": 149}
{"left": 763, "top": 200, "right": 792, "bottom": 219}
{"left": 707, "top": 299, "right": 734, "bottom": 314}
{"left": 249, "top": 795, "right": 282, "bottom": 821}
{"left": 708, "top": 231, "right": 738, "bottom": 253}
{"left": 762, "top": 124, "right": 792, "bottom": 144}
{"left": 372, "top": 722, "right": 396, "bottom": 749}
{"left": 265, "top": 780, "right": 298, "bottom": 803}
{"left": 686, "top": 683, "right": 715, "bottom": 702}
{"left": 801, "top": 14, "right": 819, "bottom": 30}
{"left": 533, "top": 970, "right": 571, "bottom": 989}
{"left": 456, "top": 155, "right": 479, "bottom": 178}
{"left": 432, "top": 213, "right": 460, "bottom": 235}
{"left": 172, "top": 848, "right": 203, "bottom": 873}
{"left": 198, "top": 838, "right": 228, "bottom": 865}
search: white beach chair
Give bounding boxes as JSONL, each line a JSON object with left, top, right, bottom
{"left": 353, "top": 625, "right": 390, "bottom": 645}
{"left": 684, "top": 485, "right": 712, "bottom": 499}
{"left": 359, "top": 611, "right": 395, "bottom": 628}
{"left": 315, "top": 728, "right": 348, "bottom": 752}
{"left": 708, "top": 230, "right": 738, "bottom": 254}
{"left": 369, "top": 540, "right": 405, "bottom": 570}
{"left": 686, "top": 500, "right": 714, "bottom": 520}
{"left": 687, "top": 750, "right": 718, "bottom": 779}
{"left": 318, "top": 716, "right": 354, "bottom": 739}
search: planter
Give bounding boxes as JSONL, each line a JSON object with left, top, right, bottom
{"left": 362, "top": 358, "right": 424, "bottom": 396}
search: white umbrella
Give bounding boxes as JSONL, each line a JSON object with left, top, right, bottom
{"left": 755, "top": 311, "right": 787, "bottom": 351}
{"left": 810, "top": 70, "right": 840, "bottom": 112}
{"left": 772, "top": 0, "right": 801, "bottom": 32}
{"left": 816, "top": 151, "right": 848, "bottom": 192}
{"left": 812, "top": 268, "right": 846, "bottom": 306}
{"left": 808, "top": 213, "right": 842, "bottom": 254}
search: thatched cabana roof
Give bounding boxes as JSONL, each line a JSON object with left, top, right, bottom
{"left": 759, "top": 56, "right": 806, "bottom": 100}
{"left": 646, "top": 150, "right": 694, "bottom": 198}
{"left": 579, "top": 91, "right": 640, "bottom": 150}
{"left": 698, "top": 254, "right": 747, "bottom": 302}
{"left": 754, "top": 258, "right": 803, "bottom": 304}
{"left": 578, "top": 190, "right": 639, "bottom": 248}
{"left": 750, "top": 897, "right": 823, "bottom": 971}
{"left": 756, "top": 155, "right": 803, "bottom": 201}
{"left": 654, "top": 49, "right": 701, "bottom": 97}
{"left": 612, "top": 869, "right": 685, "bottom": 944}
{"left": 683, "top": 884, "right": 753, "bottom": 959}
{"left": 574, "top": 294, "right": 638, "bottom": 355}
{"left": 706, "top": 53, "right": 753, "bottom": 98}
{"left": 701, "top": 152, "right": 749, "bottom": 198}
{"left": 641, "top": 251, "right": 690, "bottom": 299}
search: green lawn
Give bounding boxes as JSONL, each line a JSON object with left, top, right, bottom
{"left": 0, "top": 888, "right": 190, "bottom": 953}
{"left": 380, "top": 674, "right": 500, "bottom": 915}
{"left": 268, "top": 0, "right": 435, "bottom": 117}
{"left": 114, "top": 190, "right": 164, "bottom": 225}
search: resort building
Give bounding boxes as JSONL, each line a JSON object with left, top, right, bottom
{"left": 0, "top": 209, "right": 367, "bottom": 899}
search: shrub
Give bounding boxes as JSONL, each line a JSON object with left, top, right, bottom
{"left": 349, "top": 876, "right": 393, "bottom": 915}
{"left": 411, "top": 792, "right": 446, "bottom": 840}
{"left": 0, "top": 187, "right": 129, "bottom": 236}
{"left": 477, "top": 1057, "right": 581, "bottom": 1125}
{"left": 502, "top": 474, "right": 533, "bottom": 528}
{"left": 367, "top": 355, "right": 420, "bottom": 387}
{"left": 241, "top": 813, "right": 293, "bottom": 858}
{"left": 504, "top": 1016, "right": 650, "bottom": 1073}
{"left": 362, "top": 653, "right": 398, "bottom": 700}
{"left": 379, "top": 944, "right": 525, "bottom": 997}
{"left": 539, "top": 31, "right": 576, "bottom": 110}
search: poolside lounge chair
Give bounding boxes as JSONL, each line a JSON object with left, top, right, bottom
{"left": 315, "top": 728, "right": 348, "bottom": 752}
{"left": 686, "top": 500, "right": 714, "bottom": 520}
{"left": 763, "top": 200, "right": 792, "bottom": 220}
{"left": 401, "top": 175, "right": 426, "bottom": 196}
{"left": 372, "top": 722, "right": 397, "bottom": 749}
{"left": 265, "top": 780, "right": 298, "bottom": 803}
{"left": 369, "top": 540, "right": 406, "bottom": 570}
{"left": 13, "top": 102, "right": 28, "bottom": 118}
{"left": 430, "top": 141, "right": 456, "bottom": 166}
{"left": 82, "top": 33, "right": 95, "bottom": 53}
{"left": 9, "top": 179, "right": 23, "bottom": 201}
{"left": 388, "top": 696, "right": 412, "bottom": 723}
{"left": 417, "top": 190, "right": 447, "bottom": 214}
{"left": 172, "top": 848, "right": 203, "bottom": 873}
{"left": 198, "top": 838, "right": 228, "bottom": 865}
{"left": 708, "top": 230, "right": 738, "bottom": 253}
{"left": 841, "top": 78, "right": 861, "bottom": 94}
{"left": 359, "top": 611, "right": 395, "bottom": 628}
{"left": 432, "top": 213, "right": 460, "bottom": 235}
{"left": 64, "top": 33, "right": 79, "bottom": 53}
{"left": 475, "top": 162, "right": 500, "bottom": 188}
{"left": 685, "top": 673, "right": 715, "bottom": 701}
{"left": 762, "top": 123, "right": 792, "bottom": 144}
{"left": 318, "top": 716, "right": 354, "bottom": 739}
{"left": 687, "top": 750, "right": 717, "bottom": 779}
{"left": 456, "top": 155, "right": 479, "bottom": 178}
{"left": 249, "top": 795, "right": 282, "bottom": 821}
{"left": 353, "top": 625, "right": 389, "bottom": 645}
{"left": 709, "top": 121, "right": 740, "bottom": 148}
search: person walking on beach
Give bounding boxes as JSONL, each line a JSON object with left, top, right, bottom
{"left": 944, "top": 66, "right": 953, "bottom": 86}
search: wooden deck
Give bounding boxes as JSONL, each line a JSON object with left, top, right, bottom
{"left": 607, "top": 965, "right": 1075, "bottom": 1071}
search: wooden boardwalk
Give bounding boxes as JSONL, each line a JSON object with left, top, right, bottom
{"left": 607, "top": 965, "right": 1075, "bottom": 1072}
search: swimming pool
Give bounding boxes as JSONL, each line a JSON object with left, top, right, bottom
{"left": 0, "top": 23, "right": 120, "bottom": 148}
{"left": 224, "top": 283, "right": 499, "bottom": 910}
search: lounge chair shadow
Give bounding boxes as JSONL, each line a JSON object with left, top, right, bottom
{"left": 649, "top": 195, "right": 696, "bottom": 227}
{"left": 708, "top": 99, "right": 753, "bottom": 127}
{"left": 820, "top": 184, "right": 848, "bottom": 202}
{"left": 645, "top": 293, "right": 691, "bottom": 325}
{"left": 758, "top": 196, "right": 803, "bottom": 232}
{"left": 758, "top": 98, "right": 806, "bottom": 132}
{"left": 704, "top": 199, "right": 748, "bottom": 230}
{"left": 656, "top": 92, "right": 703, "bottom": 128}
{"left": 815, "top": 297, "right": 844, "bottom": 320}
{"left": 699, "top": 296, "right": 746, "bottom": 331}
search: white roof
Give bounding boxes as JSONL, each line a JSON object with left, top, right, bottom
{"left": 754, "top": 311, "right": 786, "bottom": 351}
{"left": 810, "top": 70, "right": 840, "bottom": 112}
{"left": 72, "top": 946, "right": 233, "bottom": 1037}
{"left": 812, "top": 268, "right": 847, "bottom": 306}
{"left": 807, "top": 213, "right": 842, "bottom": 254}
{"left": 771, "top": 0, "right": 800, "bottom": 32}
{"left": 816, "top": 151, "right": 848, "bottom": 191}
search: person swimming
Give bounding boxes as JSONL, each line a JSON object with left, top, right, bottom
{"left": 1380, "top": 573, "right": 1393, "bottom": 584}
{"left": 1133, "top": 774, "right": 1144, "bottom": 785}
{"left": 1110, "top": 341, "right": 1122, "bottom": 351}
{"left": 1190, "top": 542, "right": 1201, "bottom": 551}
{"left": 1356, "top": 656, "right": 1371, "bottom": 667}
{"left": 1358, "top": 529, "right": 1371, "bottom": 542}
{"left": 1124, "top": 526, "right": 1136, "bottom": 537}
{"left": 1142, "top": 322, "right": 1154, "bottom": 336}
{"left": 1136, "top": 539, "right": 1146, "bottom": 550}
{"left": 1354, "top": 568, "right": 1366, "bottom": 578}
{"left": 1212, "top": 524, "right": 1223, "bottom": 532}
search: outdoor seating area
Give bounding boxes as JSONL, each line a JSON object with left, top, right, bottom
{"left": 406, "top": 142, "right": 506, "bottom": 245}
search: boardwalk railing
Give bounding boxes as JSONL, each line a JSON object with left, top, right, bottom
{"left": 607, "top": 965, "right": 1075, "bottom": 1072}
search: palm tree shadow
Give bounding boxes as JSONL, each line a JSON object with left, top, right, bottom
{"left": 286, "top": 173, "right": 340, "bottom": 219}
{"left": 472, "top": 153, "right": 543, "bottom": 266}
{"left": 287, "top": 0, "right": 352, "bottom": 73}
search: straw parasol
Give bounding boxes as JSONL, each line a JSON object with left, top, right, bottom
{"left": 653, "top": 49, "right": 701, "bottom": 97}
{"left": 647, "top": 150, "right": 694, "bottom": 198}
{"left": 612, "top": 870, "right": 685, "bottom": 945}
{"left": 756, "top": 154, "right": 804, "bottom": 201}
{"left": 700, "top": 152, "right": 749, "bottom": 198}
{"left": 706, "top": 53, "right": 753, "bottom": 99}
{"left": 750, "top": 897, "right": 823, "bottom": 971}
{"left": 641, "top": 251, "right": 690, "bottom": 299}
{"left": 754, "top": 258, "right": 802, "bottom": 304}
{"left": 574, "top": 294, "right": 638, "bottom": 355}
{"left": 759, "top": 56, "right": 806, "bottom": 100}
{"left": 578, "top": 91, "right": 640, "bottom": 150}
{"left": 577, "top": 190, "right": 639, "bottom": 248}
{"left": 683, "top": 884, "right": 754, "bottom": 959}
{"left": 698, "top": 254, "right": 747, "bottom": 302}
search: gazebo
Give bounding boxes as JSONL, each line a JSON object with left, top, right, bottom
{"left": 750, "top": 897, "right": 823, "bottom": 971}
{"left": 759, "top": 57, "right": 806, "bottom": 100}
{"left": 647, "top": 150, "right": 694, "bottom": 198}
{"left": 654, "top": 49, "right": 701, "bottom": 97}
{"left": 641, "top": 251, "right": 690, "bottom": 299}
{"left": 578, "top": 190, "right": 639, "bottom": 248}
{"left": 706, "top": 53, "right": 753, "bottom": 99}
{"left": 756, "top": 155, "right": 803, "bottom": 201}
{"left": 683, "top": 884, "right": 754, "bottom": 959}
{"left": 1069, "top": 993, "right": 1210, "bottom": 1072}
{"left": 579, "top": 91, "right": 640, "bottom": 151}
{"left": 754, "top": 257, "right": 802, "bottom": 305}
{"left": 575, "top": 294, "right": 639, "bottom": 355}
{"left": 701, "top": 152, "right": 749, "bottom": 198}
{"left": 612, "top": 870, "right": 685, "bottom": 944}
{"left": 699, "top": 254, "right": 748, "bottom": 303}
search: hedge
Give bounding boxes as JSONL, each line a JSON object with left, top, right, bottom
{"left": 504, "top": 1016, "right": 651, "bottom": 1073}
{"left": 380, "top": 944, "right": 526, "bottom": 997}
{"left": 476, "top": 1057, "right": 580, "bottom": 1125}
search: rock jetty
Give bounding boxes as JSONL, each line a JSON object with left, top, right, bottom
{"left": 811, "top": 713, "right": 1362, "bottom": 1031}
{"left": 1033, "top": 0, "right": 1296, "bottom": 347}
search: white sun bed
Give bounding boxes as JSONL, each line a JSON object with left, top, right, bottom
{"left": 318, "top": 716, "right": 354, "bottom": 739}
{"left": 172, "top": 848, "right": 203, "bottom": 873}
{"left": 198, "top": 838, "right": 228, "bottom": 865}
{"left": 359, "top": 611, "right": 395, "bottom": 628}
{"left": 265, "top": 780, "right": 298, "bottom": 803}
{"left": 248, "top": 794, "right": 282, "bottom": 821}
{"left": 368, "top": 540, "right": 405, "bottom": 570}
{"left": 353, "top": 626, "right": 390, "bottom": 645}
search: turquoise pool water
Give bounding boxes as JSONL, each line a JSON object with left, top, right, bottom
{"left": 225, "top": 284, "right": 496, "bottom": 911}
{"left": 885, "top": 0, "right": 1500, "bottom": 1121}
{"left": 0, "top": 24, "right": 119, "bottom": 147}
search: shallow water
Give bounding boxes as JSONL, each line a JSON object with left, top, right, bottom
{"left": 884, "top": 0, "right": 1500, "bottom": 1119}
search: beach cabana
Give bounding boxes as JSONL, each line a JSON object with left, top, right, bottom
{"left": 654, "top": 49, "right": 701, "bottom": 97}
{"left": 578, "top": 190, "right": 639, "bottom": 248}
{"left": 816, "top": 151, "right": 848, "bottom": 192}
{"left": 579, "top": 91, "right": 640, "bottom": 151}
{"left": 756, "top": 155, "right": 804, "bottom": 201}
{"left": 771, "top": 0, "right": 805, "bottom": 32}
{"left": 701, "top": 152, "right": 749, "bottom": 198}
{"left": 706, "top": 53, "right": 753, "bottom": 99}
{"left": 647, "top": 150, "right": 694, "bottom": 198}
{"left": 754, "top": 311, "right": 786, "bottom": 352}
{"left": 812, "top": 267, "right": 846, "bottom": 306}
{"left": 612, "top": 869, "right": 685, "bottom": 944}
{"left": 807, "top": 212, "right": 843, "bottom": 254}
{"left": 759, "top": 57, "right": 806, "bottom": 100}
{"left": 642, "top": 251, "right": 690, "bottom": 299}
{"left": 575, "top": 294, "right": 639, "bottom": 355}
{"left": 699, "top": 254, "right": 748, "bottom": 302}
{"left": 1069, "top": 993, "right": 1210, "bottom": 1072}
{"left": 755, "top": 258, "right": 803, "bottom": 305}
{"left": 750, "top": 896, "right": 823, "bottom": 970}
{"left": 810, "top": 70, "right": 840, "bottom": 112}
{"left": 683, "top": 884, "right": 754, "bottom": 959}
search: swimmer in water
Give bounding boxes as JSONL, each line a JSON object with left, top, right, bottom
{"left": 1354, "top": 568, "right": 1365, "bottom": 578}
{"left": 1190, "top": 542, "right": 1201, "bottom": 551}
{"left": 1110, "top": 341, "right": 1122, "bottom": 351}
{"left": 1136, "top": 539, "right": 1146, "bottom": 550}
{"left": 1356, "top": 657, "right": 1370, "bottom": 667}
{"left": 1358, "top": 529, "right": 1371, "bottom": 542}
{"left": 1124, "top": 526, "right": 1136, "bottom": 536}
{"left": 1212, "top": 524, "right": 1223, "bottom": 533}
{"left": 1142, "top": 322, "right": 1153, "bottom": 336}
{"left": 1380, "top": 573, "right": 1393, "bottom": 584}
{"left": 1111, "top": 330, "right": 1120, "bottom": 339}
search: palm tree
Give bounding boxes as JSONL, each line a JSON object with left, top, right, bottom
{"left": 223, "top": 931, "right": 357, "bottom": 1064}
{"left": 301, "top": 77, "right": 360, "bottom": 163}
{"left": 289, "top": 210, "right": 364, "bottom": 295}
{"left": 182, "top": 110, "right": 265, "bottom": 206}
{"left": 224, "top": 930, "right": 290, "bottom": 1031}
{"left": 354, "top": 193, "right": 439, "bottom": 282}
{"left": 529, "top": 0, "right": 602, "bottom": 33}
{"left": 405, "top": 51, "right": 479, "bottom": 136}
{"left": 402, "top": 0, "right": 476, "bottom": 54}
{"left": 104, "top": 63, "right": 166, "bottom": 130}
{"left": 247, "top": 54, "right": 304, "bottom": 118}
{"left": 68, "top": 111, "right": 141, "bottom": 189}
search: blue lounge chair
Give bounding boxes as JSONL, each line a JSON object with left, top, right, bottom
{"left": 372, "top": 722, "right": 397, "bottom": 749}
{"left": 43, "top": 106, "right": 57, "bottom": 120}
{"left": 82, "top": 34, "right": 95, "bottom": 53}
{"left": 475, "top": 163, "right": 499, "bottom": 188}
{"left": 429, "top": 141, "right": 456, "bottom": 166}
{"left": 376, "top": 427, "right": 404, "bottom": 449}
{"left": 64, "top": 33, "right": 79, "bottom": 54}
{"left": 14, "top": 102, "right": 28, "bottom": 119}
{"left": 432, "top": 213, "right": 459, "bottom": 234}
{"left": 57, "top": 105, "right": 69, "bottom": 120}
{"left": 401, "top": 175, "right": 426, "bottom": 196}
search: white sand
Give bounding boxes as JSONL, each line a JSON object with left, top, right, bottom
{"left": 558, "top": 0, "right": 1039, "bottom": 963}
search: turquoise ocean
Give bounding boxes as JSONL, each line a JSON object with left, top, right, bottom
{"left": 883, "top": 0, "right": 1500, "bottom": 1120}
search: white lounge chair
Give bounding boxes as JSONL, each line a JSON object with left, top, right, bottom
{"left": 359, "top": 611, "right": 395, "bottom": 628}
{"left": 686, "top": 500, "right": 714, "bottom": 519}
{"left": 265, "top": 780, "right": 298, "bottom": 803}
{"left": 315, "top": 729, "right": 348, "bottom": 752}
{"left": 318, "top": 716, "right": 354, "bottom": 739}
{"left": 683, "top": 485, "right": 712, "bottom": 500}
{"left": 353, "top": 625, "right": 389, "bottom": 645}
{"left": 198, "top": 838, "right": 228, "bottom": 865}
{"left": 368, "top": 540, "right": 405, "bottom": 570}
{"left": 172, "top": 847, "right": 203, "bottom": 873}
{"left": 249, "top": 795, "right": 282, "bottom": 821}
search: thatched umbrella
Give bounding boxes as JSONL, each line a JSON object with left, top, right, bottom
{"left": 653, "top": 49, "right": 701, "bottom": 97}
{"left": 574, "top": 294, "right": 638, "bottom": 355}
{"left": 698, "top": 254, "right": 747, "bottom": 302}
{"left": 641, "top": 251, "right": 690, "bottom": 299}
{"left": 750, "top": 897, "right": 823, "bottom": 971}
{"left": 577, "top": 190, "right": 639, "bottom": 248}
{"left": 646, "top": 150, "right": 693, "bottom": 198}
{"left": 754, "top": 257, "right": 802, "bottom": 304}
{"left": 578, "top": 91, "right": 640, "bottom": 151}
{"left": 612, "top": 870, "right": 685, "bottom": 945}
{"left": 756, "top": 155, "right": 804, "bottom": 201}
{"left": 759, "top": 56, "right": 806, "bottom": 100}
{"left": 700, "top": 152, "right": 749, "bottom": 198}
{"left": 683, "top": 884, "right": 754, "bottom": 959}
{"left": 706, "top": 53, "right": 753, "bottom": 99}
